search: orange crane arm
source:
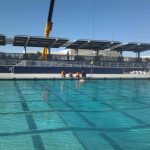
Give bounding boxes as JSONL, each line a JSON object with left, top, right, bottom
{"left": 42, "top": 0, "right": 55, "bottom": 58}
{"left": 44, "top": 22, "right": 52, "bottom": 37}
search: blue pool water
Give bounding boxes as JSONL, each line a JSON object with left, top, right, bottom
{"left": 0, "top": 79, "right": 150, "bottom": 150}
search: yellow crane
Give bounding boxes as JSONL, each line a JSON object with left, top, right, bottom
{"left": 42, "top": 0, "right": 55, "bottom": 59}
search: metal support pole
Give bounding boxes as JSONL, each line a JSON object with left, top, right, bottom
{"left": 67, "top": 50, "right": 69, "bottom": 61}
{"left": 46, "top": 47, "right": 51, "bottom": 60}
{"left": 23, "top": 46, "right": 27, "bottom": 60}
{"left": 90, "top": 61, "right": 93, "bottom": 78}
{"left": 137, "top": 52, "right": 140, "bottom": 59}
{"left": 48, "top": 47, "right": 51, "bottom": 55}
{"left": 76, "top": 49, "right": 79, "bottom": 56}
{"left": 119, "top": 51, "right": 123, "bottom": 57}
{"left": 75, "top": 49, "right": 79, "bottom": 61}
{"left": 96, "top": 50, "right": 99, "bottom": 62}
{"left": 24, "top": 46, "right": 27, "bottom": 54}
{"left": 96, "top": 50, "right": 98, "bottom": 57}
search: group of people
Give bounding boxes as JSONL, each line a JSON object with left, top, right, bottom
{"left": 61, "top": 70, "right": 86, "bottom": 78}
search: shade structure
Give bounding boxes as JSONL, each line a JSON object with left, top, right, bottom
{"left": 66, "top": 39, "right": 121, "bottom": 50}
{"left": 0, "top": 34, "right": 6, "bottom": 45}
{"left": 13, "top": 36, "right": 69, "bottom": 48}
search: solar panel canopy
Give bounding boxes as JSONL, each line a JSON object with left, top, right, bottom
{"left": 66, "top": 40, "right": 121, "bottom": 50}
{"left": 66, "top": 40, "right": 89, "bottom": 49}
{"left": 52, "top": 38, "right": 69, "bottom": 48}
{"left": 2, "top": 34, "right": 150, "bottom": 53}
{"left": 81, "top": 40, "right": 121, "bottom": 50}
{"left": 13, "top": 36, "right": 28, "bottom": 46}
{"left": 13, "top": 36, "right": 68, "bottom": 48}
{"left": 27, "top": 37, "right": 56, "bottom": 47}
{"left": 0, "top": 34, "right": 6, "bottom": 45}
{"left": 112, "top": 42, "right": 150, "bottom": 52}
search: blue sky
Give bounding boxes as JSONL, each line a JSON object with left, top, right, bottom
{"left": 0, "top": 0, "right": 150, "bottom": 56}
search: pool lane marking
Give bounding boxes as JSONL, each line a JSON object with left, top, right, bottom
{"left": 30, "top": 82, "right": 104, "bottom": 150}
{"left": 0, "top": 81, "right": 149, "bottom": 149}
{"left": 89, "top": 82, "right": 150, "bottom": 107}
{"left": 1, "top": 124, "right": 150, "bottom": 137}
{"left": 0, "top": 99, "right": 64, "bottom": 103}
{"left": 0, "top": 109, "right": 113, "bottom": 115}
{"left": 0, "top": 106, "right": 149, "bottom": 116}
{"left": 29, "top": 81, "right": 145, "bottom": 149}
{"left": 100, "top": 133, "right": 122, "bottom": 150}
{"left": 116, "top": 94, "right": 150, "bottom": 107}
{"left": 47, "top": 81, "right": 146, "bottom": 149}
{"left": 33, "top": 82, "right": 123, "bottom": 150}
{"left": 65, "top": 83, "right": 146, "bottom": 125}
{"left": 14, "top": 81, "right": 45, "bottom": 150}
{"left": 32, "top": 135, "right": 45, "bottom": 150}
{"left": 29, "top": 80, "right": 147, "bottom": 126}
{"left": 47, "top": 102, "right": 88, "bottom": 150}
{"left": 53, "top": 82, "right": 146, "bottom": 125}
{"left": 48, "top": 95, "right": 121, "bottom": 150}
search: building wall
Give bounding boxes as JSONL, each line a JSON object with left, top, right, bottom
{"left": 68, "top": 49, "right": 119, "bottom": 57}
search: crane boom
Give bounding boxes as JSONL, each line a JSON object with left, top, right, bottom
{"left": 42, "top": 0, "right": 55, "bottom": 59}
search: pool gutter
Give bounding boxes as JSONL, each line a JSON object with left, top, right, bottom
{"left": 0, "top": 73, "right": 150, "bottom": 80}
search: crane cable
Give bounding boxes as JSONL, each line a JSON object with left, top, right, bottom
{"left": 92, "top": 0, "right": 95, "bottom": 40}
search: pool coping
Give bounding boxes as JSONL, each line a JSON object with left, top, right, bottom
{"left": 0, "top": 73, "right": 150, "bottom": 80}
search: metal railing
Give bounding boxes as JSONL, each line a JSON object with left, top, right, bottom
{"left": 14, "top": 60, "right": 150, "bottom": 69}
{"left": 0, "top": 52, "right": 149, "bottom": 63}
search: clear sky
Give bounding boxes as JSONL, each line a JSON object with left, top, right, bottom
{"left": 0, "top": 0, "right": 150, "bottom": 56}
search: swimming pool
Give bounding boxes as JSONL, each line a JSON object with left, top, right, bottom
{"left": 0, "top": 79, "right": 150, "bottom": 150}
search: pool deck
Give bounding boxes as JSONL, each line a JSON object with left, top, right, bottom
{"left": 0, "top": 73, "right": 150, "bottom": 80}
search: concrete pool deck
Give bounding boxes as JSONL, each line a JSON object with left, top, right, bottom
{"left": 0, "top": 73, "right": 150, "bottom": 80}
